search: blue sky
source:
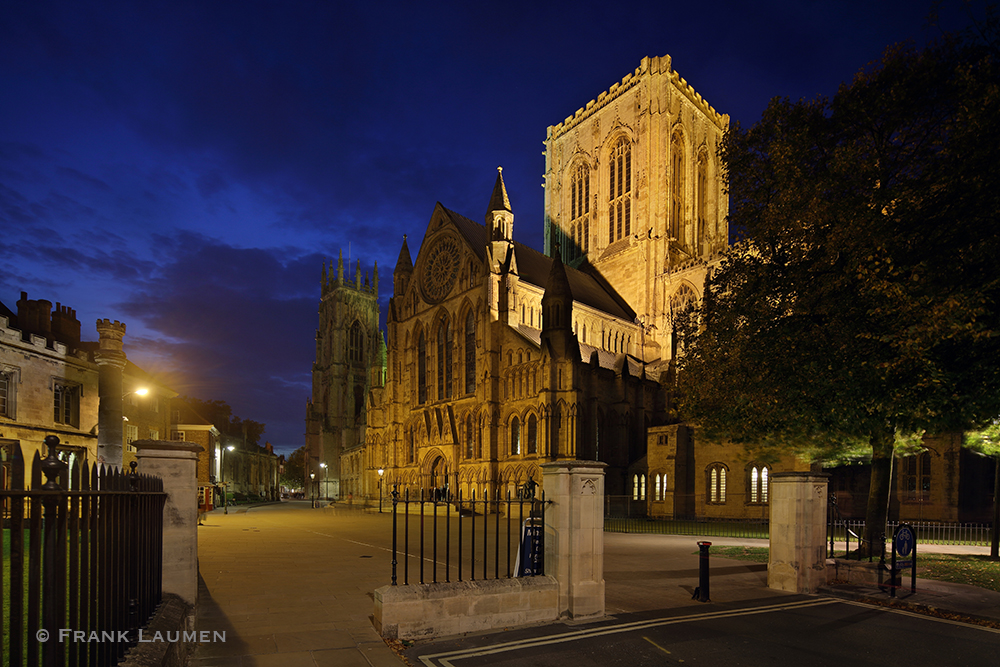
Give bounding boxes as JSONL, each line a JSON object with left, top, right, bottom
{"left": 0, "top": 1, "right": 977, "bottom": 454}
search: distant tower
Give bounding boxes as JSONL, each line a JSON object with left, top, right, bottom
{"left": 305, "top": 251, "right": 382, "bottom": 499}
{"left": 96, "top": 319, "right": 127, "bottom": 467}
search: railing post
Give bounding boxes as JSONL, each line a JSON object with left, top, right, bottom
{"left": 391, "top": 484, "right": 398, "bottom": 586}
{"left": 41, "top": 435, "right": 68, "bottom": 667}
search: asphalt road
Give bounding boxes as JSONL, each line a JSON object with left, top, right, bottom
{"left": 407, "top": 595, "right": 1000, "bottom": 666}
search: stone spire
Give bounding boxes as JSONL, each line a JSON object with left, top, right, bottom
{"left": 486, "top": 166, "right": 513, "bottom": 242}
{"left": 394, "top": 235, "right": 413, "bottom": 297}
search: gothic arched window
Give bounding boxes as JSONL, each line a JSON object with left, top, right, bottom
{"left": 707, "top": 463, "right": 727, "bottom": 504}
{"left": 608, "top": 137, "right": 631, "bottom": 243}
{"left": 465, "top": 414, "right": 474, "bottom": 459}
{"left": 748, "top": 464, "right": 770, "bottom": 504}
{"left": 464, "top": 310, "right": 476, "bottom": 395}
{"left": 696, "top": 149, "right": 709, "bottom": 250}
{"left": 510, "top": 416, "right": 520, "bottom": 456}
{"left": 671, "top": 132, "right": 686, "bottom": 244}
{"left": 349, "top": 321, "right": 365, "bottom": 364}
{"left": 527, "top": 414, "right": 537, "bottom": 455}
{"left": 571, "top": 162, "right": 590, "bottom": 259}
{"left": 437, "top": 318, "right": 452, "bottom": 400}
{"left": 418, "top": 331, "right": 427, "bottom": 404}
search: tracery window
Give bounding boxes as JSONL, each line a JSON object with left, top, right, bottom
{"left": 437, "top": 318, "right": 453, "bottom": 400}
{"left": 748, "top": 464, "right": 769, "bottom": 503}
{"left": 527, "top": 414, "right": 537, "bottom": 455}
{"left": 464, "top": 310, "right": 476, "bottom": 395}
{"left": 696, "top": 150, "right": 708, "bottom": 250}
{"left": 707, "top": 463, "right": 727, "bottom": 504}
{"left": 670, "top": 132, "right": 686, "bottom": 244}
{"left": 510, "top": 416, "right": 520, "bottom": 456}
{"left": 349, "top": 321, "right": 365, "bottom": 364}
{"left": 570, "top": 162, "right": 590, "bottom": 260}
{"left": 0, "top": 370, "right": 13, "bottom": 418}
{"left": 418, "top": 331, "right": 427, "bottom": 404}
{"left": 465, "top": 414, "right": 474, "bottom": 459}
{"left": 608, "top": 137, "right": 631, "bottom": 243}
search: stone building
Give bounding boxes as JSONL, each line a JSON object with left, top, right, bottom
{"left": 308, "top": 55, "right": 992, "bottom": 522}
{"left": 0, "top": 292, "right": 173, "bottom": 485}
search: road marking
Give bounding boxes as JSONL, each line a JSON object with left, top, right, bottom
{"left": 417, "top": 598, "right": 839, "bottom": 666}
{"left": 643, "top": 635, "right": 671, "bottom": 654}
{"left": 840, "top": 600, "right": 1000, "bottom": 634}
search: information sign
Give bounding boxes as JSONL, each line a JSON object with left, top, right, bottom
{"left": 514, "top": 518, "right": 544, "bottom": 577}
{"left": 894, "top": 524, "right": 915, "bottom": 569}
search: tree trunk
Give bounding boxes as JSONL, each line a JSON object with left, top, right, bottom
{"left": 862, "top": 428, "right": 895, "bottom": 557}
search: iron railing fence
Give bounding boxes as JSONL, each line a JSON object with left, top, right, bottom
{"left": 1, "top": 436, "right": 167, "bottom": 667}
{"left": 604, "top": 515, "right": 771, "bottom": 539}
{"left": 389, "top": 486, "right": 546, "bottom": 586}
{"left": 827, "top": 519, "right": 993, "bottom": 557}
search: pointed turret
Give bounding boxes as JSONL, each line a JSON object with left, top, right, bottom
{"left": 356, "top": 260, "right": 362, "bottom": 287}
{"left": 540, "top": 243, "right": 579, "bottom": 360}
{"left": 486, "top": 166, "right": 514, "bottom": 242}
{"left": 321, "top": 260, "right": 328, "bottom": 293}
{"left": 337, "top": 250, "right": 344, "bottom": 283}
{"left": 394, "top": 235, "right": 413, "bottom": 297}
{"left": 373, "top": 261, "right": 380, "bottom": 295}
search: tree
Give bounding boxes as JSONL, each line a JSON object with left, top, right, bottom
{"left": 280, "top": 446, "right": 306, "bottom": 490}
{"left": 964, "top": 424, "right": 1000, "bottom": 558}
{"left": 678, "top": 31, "right": 1000, "bottom": 554}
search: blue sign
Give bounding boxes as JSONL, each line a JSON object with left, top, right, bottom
{"left": 894, "top": 524, "right": 915, "bottom": 568}
{"left": 514, "top": 518, "right": 544, "bottom": 577}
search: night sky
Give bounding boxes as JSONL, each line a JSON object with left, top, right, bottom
{"left": 0, "top": 1, "right": 977, "bottom": 454}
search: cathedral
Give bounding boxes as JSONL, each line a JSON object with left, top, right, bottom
{"left": 306, "top": 55, "right": 989, "bottom": 522}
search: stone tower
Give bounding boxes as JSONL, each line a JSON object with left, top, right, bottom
{"left": 543, "top": 55, "right": 730, "bottom": 362}
{"left": 305, "top": 251, "right": 382, "bottom": 499}
{"left": 95, "top": 318, "right": 127, "bottom": 467}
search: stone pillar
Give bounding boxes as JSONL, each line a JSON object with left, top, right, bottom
{"left": 541, "top": 460, "right": 606, "bottom": 619}
{"left": 95, "top": 319, "right": 127, "bottom": 468}
{"left": 135, "top": 440, "right": 203, "bottom": 606}
{"left": 768, "top": 472, "right": 830, "bottom": 593}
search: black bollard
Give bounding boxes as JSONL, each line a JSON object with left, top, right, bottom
{"left": 696, "top": 541, "right": 712, "bottom": 602}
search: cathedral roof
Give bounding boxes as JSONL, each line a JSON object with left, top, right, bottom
{"left": 440, "top": 206, "right": 636, "bottom": 322}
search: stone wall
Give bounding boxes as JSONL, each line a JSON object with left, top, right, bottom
{"left": 374, "top": 577, "right": 558, "bottom": 640}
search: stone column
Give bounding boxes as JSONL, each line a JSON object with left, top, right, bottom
{"left": 135, "top": 440, "right": 203, "bottom": 606}
{"left": 541, "top": 460, "right": 606, "bottom": 619}
{"left": 768, "top": 472, "right": 830, "bottom": 593}
{"left": 95, "top": 319, "right": 127, "bottom": 468}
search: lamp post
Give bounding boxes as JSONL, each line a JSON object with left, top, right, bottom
{"left": 223, "top": 444, "right": 235, "bottom": 514}
{"left": 310, "top": 472, "right": 316, "bottom": 508}
{"left": 320, "top": 462, "right": 328, "bottom": 500}
{"left": 378, "top": 468, "right": 385, "bottom": 513}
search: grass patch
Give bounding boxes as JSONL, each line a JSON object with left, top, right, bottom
{"left": 710, "top": 545, "right": 1000, "bottom": 593}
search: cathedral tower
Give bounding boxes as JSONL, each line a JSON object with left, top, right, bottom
{"left": 305, "top": 251, "right": 381, "bottom": 499}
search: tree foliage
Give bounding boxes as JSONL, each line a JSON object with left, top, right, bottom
{"left": 280, "top": 446, "right": 306, "bottom": 489}
{"left": 177, "top": 395, "right": 266, "bottom": 448}
{"left": 678, "top": 30, "right": 1000, "bottom": 552}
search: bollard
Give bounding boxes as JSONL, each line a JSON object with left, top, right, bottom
{"left": 695, "top": 541, "right": 712, "bottom": 602}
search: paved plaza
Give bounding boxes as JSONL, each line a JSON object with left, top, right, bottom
{"left": 188, "top": 501, "right": 999, "bottom": 666}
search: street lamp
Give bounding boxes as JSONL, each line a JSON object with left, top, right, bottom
{"left": 320, "top": 462, "right": 328, "bottom": 501}
{"left": 310, "top": 472, "right": 316, "bottom": 508}
{"left": 223, "top": 445, "right": 235, "bottom": 514}
{"left": 378, "top": 468, "right": 385, "bottom": 513}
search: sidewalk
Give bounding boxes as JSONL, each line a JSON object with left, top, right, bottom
{"left": 188, "top": 501, "right": 403, "bottom": 667}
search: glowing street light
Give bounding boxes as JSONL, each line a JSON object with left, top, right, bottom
{"left": 378, "top": 468, "right": 385, "bottom": 513}
{"left": 223, "top": 444, "right": 235, "bottom": 514}
{"left": 320, "top": 462, "right": 328, "bottom": 500}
